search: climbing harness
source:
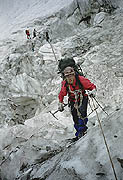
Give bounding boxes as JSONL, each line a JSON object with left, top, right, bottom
{"left": 68, "top": 86, "right": 82, "bottom": 117}
{"left": 91, "top": 96, "right": 118, "bottom": 180}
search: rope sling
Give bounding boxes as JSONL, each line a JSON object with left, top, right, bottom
{"left": 68, "top": 85, "right": 83, "bottom": 117}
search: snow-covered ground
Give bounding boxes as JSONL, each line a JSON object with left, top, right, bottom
{"left": 0, "top": 0, "right": 73, "bottom": 40}
{"left": 0, "top": 0, "right": 123, "bottom": 179}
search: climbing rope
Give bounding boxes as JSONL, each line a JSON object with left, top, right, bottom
{"left": 91, "top": 97, "right": 118, "bottom": 180}
{"left": 48, "top": 41, "right": 58, "bottom": 62}
{"left": 93, "top": 96, "right": 109, "bottom": 116}
{"left": 45, "top": 32, "right": 58, "bottom": 62}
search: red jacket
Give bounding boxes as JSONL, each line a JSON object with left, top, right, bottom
{"left": 26, "top": 30, "right": 30, "bottom": 36}
{"left": 58, "top": 75, "right": 96, "bottom": 103}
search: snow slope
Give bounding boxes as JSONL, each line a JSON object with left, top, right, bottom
{"left": 0, "top": 0, "right": 123, "bottom": 179}
{"left": 0, "top": 0, "right": 73, "bottom": 40}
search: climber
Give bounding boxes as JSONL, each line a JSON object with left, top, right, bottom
{"left": 58, "top": 66, "right": 96, "bottom": 140}
{"left": 32, "top": 42, "right": 35, "bottom": 52}
{"left": 45, "top": 31, "right": 50, "bottom": 41}
{"left": 25, "top": 29, "right": 31, "bottom": 39}
{"left": 33, "top": 29, "right": 37, "bottom": 38}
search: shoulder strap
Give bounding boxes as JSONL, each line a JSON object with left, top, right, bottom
{"left": 75, "top": 73, "right": 84, "bottom": 90}
{"left": 64, "top": 80, "right": 69, "bottom": 92}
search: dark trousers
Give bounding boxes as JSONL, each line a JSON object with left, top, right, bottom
{"left": 70, "top": 95, "right": 88, "bottom": 124}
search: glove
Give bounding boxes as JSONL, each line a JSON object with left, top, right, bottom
{"left": 58, "top": 102, "right": 64, "bottom": 112}
{"left": 88, "top": 89, "right": 96, "bottom": 97}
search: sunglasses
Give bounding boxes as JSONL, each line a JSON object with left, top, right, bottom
{"left": 65, "top": 73, "right": 75, "bottom": 78}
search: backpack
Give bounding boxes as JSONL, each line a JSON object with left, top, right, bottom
{"left": 58, "top": 57, "right": 84, "bottom": 91}
{"left": 58, "top": 57, "right": 84, "bottom": 79}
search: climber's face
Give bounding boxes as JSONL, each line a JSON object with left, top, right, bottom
{"left": 64, "top": 67, "right": 75, "bottom": 84}
{"left": 65, "top": 74, "right": 75, "bottom": 84}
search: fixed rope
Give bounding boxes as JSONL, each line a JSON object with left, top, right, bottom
{"left": 91, "top": 97, "right": 118, "bottom": 180}
{"left": 48, "top": 41, "right": 58, "bottom": 62}
{"left": 93, "top": 96, "right": 109, "bottom": 116}
{"left": 45, "top": 31, "right": 58, "bottom": 62}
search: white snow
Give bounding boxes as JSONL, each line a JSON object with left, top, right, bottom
{"left": 0, "top": 0, "right": 123, "bottom": 180}
{"left": 0, "top": 0, "right": 73, "bottom": 40}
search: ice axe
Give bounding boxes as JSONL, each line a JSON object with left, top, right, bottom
{"left": 49, "top": 103, "right": 68, "bottom": 120}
